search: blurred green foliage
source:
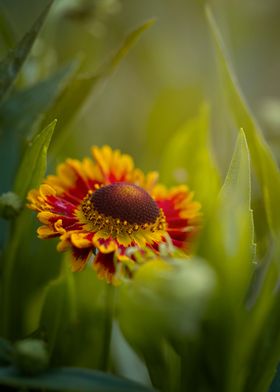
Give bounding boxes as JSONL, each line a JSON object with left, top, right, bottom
{"left": 0, "top": 1, "right": 280, "bottom": 391}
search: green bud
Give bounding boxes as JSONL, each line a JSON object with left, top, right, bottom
{"left": 13, "top": 339, "right": 49, "bottom": 376}
{"left": 0, "top": 192, "right": 22, "bottom": 220}
{"left": 0, "top": 338, "right": 13, "bottom": 366}
{"left": 119, "top": 257, "right": 216, "bottom": 347}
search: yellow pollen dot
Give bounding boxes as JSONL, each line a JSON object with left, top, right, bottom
{"left": 123, "top": 220, "right": 128, "bottom": 226}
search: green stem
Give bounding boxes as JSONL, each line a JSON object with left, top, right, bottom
{"left": 1, "top": 210, "right": 30, "bottom": 338}
{"left": 99, "top": 284, "right": 115, "bottom": 371}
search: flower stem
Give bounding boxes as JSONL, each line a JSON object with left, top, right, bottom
{"left": 99, "top": 284, "right": 115, "bottom": 371}
{"left": 1, "top": 210, "right": 30, "bottom": 338}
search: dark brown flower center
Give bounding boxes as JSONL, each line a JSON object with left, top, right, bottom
{"left": 91, "top": 182, "right": 160, "bottom": 225}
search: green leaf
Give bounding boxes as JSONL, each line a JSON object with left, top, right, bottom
{"left": 0, "top": 366, "right": 153, "bottom": 392}
{"left": 200, "top": 130, "right": 254, "bottom": 292}
{"left": 13, "top": 120, "right": 56, "bottom": 199}
{"left": 196, "top": 131, "right": 254, "bottom": 391}
{"left": 205, "top": 6, "right": 280, "bottom": 238}
{"left": 1, "top": 120, "right": 56, "bottom": 338}
{"left": 103, "top": 19, "right": 156, "bottom": 76}
{"left": 46, "top": 19, "right": 156, "bottom": 154}
{"left": 0, "top": 1, "right": 53, "bottom": 101}
{"left": 0, "top": 61, "right": 78, "bottom": 141}
{"left": 160, "top": 103, "right": 220, "bottom": 215}
{"left": 0, "top": 62, "right": 77, "bottom": 197}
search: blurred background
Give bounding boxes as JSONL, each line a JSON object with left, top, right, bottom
{"left": 1, "top": 0, "right": 280, "bottom": 173}
{"left": 1, "top": 1, "right": 280, "bottom": 385}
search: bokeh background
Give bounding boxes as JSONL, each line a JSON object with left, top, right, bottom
{"left": 1, "top": 1, "right": 280, "bottom": 388}
{"left": 1, "top": 0, "right": 280, "bottom": 172}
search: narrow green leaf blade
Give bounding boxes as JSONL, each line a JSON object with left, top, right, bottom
{"left": 197, "top": 131, "right": 254, "bottom": 390}
{"left": 0, "top": 61, "right": 78, "bottom": 140}
{"left": 200, "top": 130, "right": 254, "bottom": 295}
{"left": 0, "top": 62, "right": 77, "bottom": 196}
{"left": 102, "top": 19, "right": 155, "bottom": 77}
{"left": 0, "top": 366, "right": 153, "bottom": 392}
{"left": 220, "top": 128, "right": 251, "bottom": 209}
{"left": 0, "top": 1, "right": 53, "bottom": 101}
{"left": 14, "top": 120, "right": 56, "bottom": 199}
{"left": 205, "top": 6, "right": 280, "bottom": 237}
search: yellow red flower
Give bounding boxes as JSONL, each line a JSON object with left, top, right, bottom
{"left": 27, "top": 145, "right": 201, "bottom": 284}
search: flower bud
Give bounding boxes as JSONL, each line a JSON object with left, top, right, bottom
{"left": 119, "top": 257, "right": 216, "bottom": 347}
{"left": 13, "top": 339, "right": 49, "bottom": 375}
{"left": 0, "top": 192, "right": 22, "bottom": 219}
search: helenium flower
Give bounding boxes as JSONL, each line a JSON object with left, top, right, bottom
{"left": 27, "top": 145, "right": 201, "bottom": 284}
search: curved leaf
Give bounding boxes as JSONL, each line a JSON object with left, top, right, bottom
{"left": 0, "top": 366, "right": 154, "bottom": 392}
{"left": 205, "top": 6, "right": 280, "bottom": 238}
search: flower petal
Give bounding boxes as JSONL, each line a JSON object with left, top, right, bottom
{"left": 93, "top": 232, "right": 117, "bottom": 253}
{"left": 154, "top": 184, "right": 201, "bottom": 249}
{"left": 71, "top": 246, "right": 92, "bottom": 272}
{"left": 71, "top": 232, "right": 94, "bottom": 248}
{"left": 93, "top": 251, "right": 118, "bottom": 284}
{"left": 37, "top": 225, "right": 59, "bottom": 239}
{"left": 92, "top": 145, "right": 135, "bottom": 183}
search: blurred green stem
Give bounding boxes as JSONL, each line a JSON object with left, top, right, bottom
{"left": 1, "top": 210, "right": 30, "bottom": 338}
{"left": 99, "top": 284, "right": 115, "bottom": 371}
